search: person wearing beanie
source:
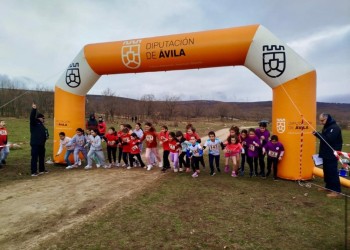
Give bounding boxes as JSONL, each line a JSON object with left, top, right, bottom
{"left": 30, "top": 103, "right": 49, "bottom": 176}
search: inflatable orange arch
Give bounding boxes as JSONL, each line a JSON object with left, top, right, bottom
{"left": 53, "top": 24, "right": 317, "bottom": 181}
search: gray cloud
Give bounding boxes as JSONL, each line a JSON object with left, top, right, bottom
{"left": 0, "top": 0, "right": 349, "bottom": 103}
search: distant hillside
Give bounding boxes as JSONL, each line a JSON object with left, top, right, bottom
{"left": 0, "top": 89, "right": 349, "bottom": 126}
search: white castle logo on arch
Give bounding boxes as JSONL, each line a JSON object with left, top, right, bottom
{"left": 121, "top": 39, "right": 142, "bottom": 69}
{"left": 276, "top": 118, "right": 286, "bottom": 134}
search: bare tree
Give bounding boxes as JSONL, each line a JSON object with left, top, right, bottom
{"left": 163, "top": 95, "right": 180, "bottom": 120}
{"left": 101, "top": 88, "right": 118, "bottom": 121}
{"left": 140, "top": 94, "right": 156, "bottom": 118}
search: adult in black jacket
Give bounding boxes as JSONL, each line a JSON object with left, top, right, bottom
{"left": 313, "top": 113, "right": 343, "bottom": 197}
{"left": 30, "top": 103, "right": 49, "bottom": 176}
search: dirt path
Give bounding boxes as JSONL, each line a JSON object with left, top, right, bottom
{"left": 0, "top": 128, "right": 228, "bottom": 250}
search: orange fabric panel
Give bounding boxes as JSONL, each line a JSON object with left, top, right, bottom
{"left": 84, "top": 25, "right": 259, "bottom": 75}
{"left": 272, "top": 71, "right": 316, "bottom": 180}
{"left": 53, "top": 86, "right": 86, "bottom": 164}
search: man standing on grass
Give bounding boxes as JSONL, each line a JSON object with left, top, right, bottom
{"left": 313, "top": 113, "right": 343, "bottom": 198}
{"left": 30, "top": 103, "right": 49, "bottom": 176}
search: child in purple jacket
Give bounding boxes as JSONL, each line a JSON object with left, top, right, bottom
{"left": 255, "top": 121, "right": 270, "bottom": 177}
{"left": 263, "top": 135, "right": 285, "bottom": 180}
{"left": 246, "top": 128, "right": 261, "bottom": 177}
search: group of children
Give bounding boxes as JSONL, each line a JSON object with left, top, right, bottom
{"left": 56, "top": 121, "right": 285, "bottom": 180}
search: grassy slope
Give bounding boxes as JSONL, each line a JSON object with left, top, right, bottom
{"left": 42, "top": 172, "right": 347, "bottom": 249}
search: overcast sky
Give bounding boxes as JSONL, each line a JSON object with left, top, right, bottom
{"left": 1, "top": 0, "right": 349, "bottom": 103}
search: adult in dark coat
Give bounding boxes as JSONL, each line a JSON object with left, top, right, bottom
{"left": 313, "top": 113, "right": 343, "bottom": 198}
{"left": 86, "top": 113, "right": 99, "bottom": 132}
{"left": 30, "top": 103, "right": 49, "bottom": 176}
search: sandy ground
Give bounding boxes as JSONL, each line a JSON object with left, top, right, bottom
{"left": 0, "top": 128, "right": 228, "bottom": 250}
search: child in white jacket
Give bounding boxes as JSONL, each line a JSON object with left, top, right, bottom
{"left": 85, "top": 129, "right": 106, "bottom": 169}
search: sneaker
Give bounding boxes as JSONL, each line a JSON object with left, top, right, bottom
{"left": 231, "top": 171, "right": 237, "bottom": 177}
{"left": 103, "top": 165, "right": 111, "bottom": 169}
{"left": 185, "top": 168, "right": 191, "bottom": 173}
{"left": 239, "top": 171, "right": 244, "bottom": 177}
{"left": 210, "top": 172, "right": 216, "bottom": 176}
{"left": 249, "top": 172, "right": 253, "bottom": 178}
{"left": 96, "top": 164, "right": 101, "bottom": 168}
{"left": 84, "top": 165, "right": 92, "bottom": 170}
{"left": 179, "top": 168, "right": 183, "bottom": 172}
{"left": 66, "top": 165, "right": 77, "bottom": 170}
{"left": 116, "top": 163, "right": 120, "bottom": 167}
{"left": 158, "top": 162, "right": 163, "bottom": 168}
{"left": 224, "top": 166, "right": 230, "bottom": 173}
{"left": 317, "top": 187, "right": 330, "bottom": 192}
{"left": 31, "top": 173, "right": 39, "bottom": 177}
{"left": 174, "top": 168, "right": 179, "bottom": 173}
{"left": 273, "top": 177, "right": 279, "bottom": 181}
{"left": 78, "top": 159, "right": 82, "bottom": 166}
{"left": 133, "top": 162, "right": 137, "bottom": 167}
{"left": 147, "top": 165, "right": 153, "bottom": 171}
{"left": 192, "top": 172, "right": 199, "bottom": 178}
{"left": 39, "top": 170, "right": 49, "bottom": 175}
{"left": 127, "top": 166, "right": 132, "bottom": 170}
{"left": 217, "top": 168, "right": 221, "bottom": 173}
{"left": 161, "top": 167, "right": 167, "bottom": 172}
{"left": 1, "top": 160, "right": 6, "bottom": 164}
{"left": 122, "top": 163, "right": 126, "bottom": 167}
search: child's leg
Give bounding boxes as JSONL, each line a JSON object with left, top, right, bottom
{"left": 118, "top": 147, "right": 123, "bottom": 164}
{"left": 145, "top": 148, "right": 152, "bottom": 165}
{"left": 173, "top": 153, "right": 179, "bottom": 169}
{"left": 73, "top": 148, "right": 80, "bottom": 165}
{"left": 64, "top": 150, "right": 73, "bottom": 166}
{"left": 273, "top": 158, "right": 279, "bottom": 179}
{"left": 240, "top": 153, "right": 246, "bottom": 174}
{"left": 122, "top": 152, "right": 129, "bottom": 165}
{"left": 224, "top": 156, "right": 230, "bottom": 172}
{"left": 179, "top": 152, "right": 185, "bottom": 168}
{"left": 163, "top": 150, "right": 170, "bottom": 169}
{"left": 87, "top": 149, "right": 94, "bottom": 166}
{"left": 152, "top": 148, "right": 162, "bottom": 164}
{"left": 199, "top": 156, "right": 205, "bottom": 168}
{"left": 107, "top": 146, "right": 112, "bottom": 163}
{"left": 95, "top": 150, "right": 106, "bottom": 166}
{"left": 258, "top": 148, "right": 266, "bottom": 176}
{"left": 111, "top": 147, "right": 117, "bottom": 163}
{"left": 191, "top": 158, "right": 196, "bottom": 172}
{"left": 208, "top": 154, "right": 214, "bottom": 174}
{"left": 135, "top": 153, "right": 145, "bottom": 167}
{"left": 266, "top": 157, "right": 272, "bottom": 177}
{"left": 128, "top": 153, "right": 134, "bottom": 167}
{"left": 214, "top": 155, "right": 221, "bottom": 172}
{"left": 253, "top": 157, "right": 259, "bottom": 175}
{"left": 194, "top": 157, "right": 200, "bottom": 172}
{"left": 247, "top": 156, "right": 253, "bottom": 177}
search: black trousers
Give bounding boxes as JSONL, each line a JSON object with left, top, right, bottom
{"left": 323, "top": 158, "right": 341, "bottom": 192}
{"left": 191, "top": 157, "right": 200, "bottom": 172}
{"left": 107, "top": 146, "right": 117, "bottom": 163}
{"left": 247, "top": 156, "right": 258, "bottom": 175}
{"left": 118, "top": 147, "right": 123, "bottom": 163}
{"left": 258, "top": 148, "right": 266, "bottom": 175}
{"left": 179, "top": 152, "right": 190, "bottom": 168}
{"left": 266, "top": 157, "right": 279, "bottom": 178}
{"left": 208, "top": 154, "right": 220, "bottom": 173}
{"left": 163, "top": 150, "right": 170, "bottom": 168}
{"left": 31, "top": 145, "right": 46, "bottom": 174}
{"left": 240, "top": 153, "right": 246, "bottom": 171}
{"left": 129, "top": 153, "right": 145, "bottom": 167}
{"left": 122, "top": 151, "right": 129, "bottom": 165}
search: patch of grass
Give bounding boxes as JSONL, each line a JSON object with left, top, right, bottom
{"left": 41, "top": 168, "right": 348, "bottom": 250}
